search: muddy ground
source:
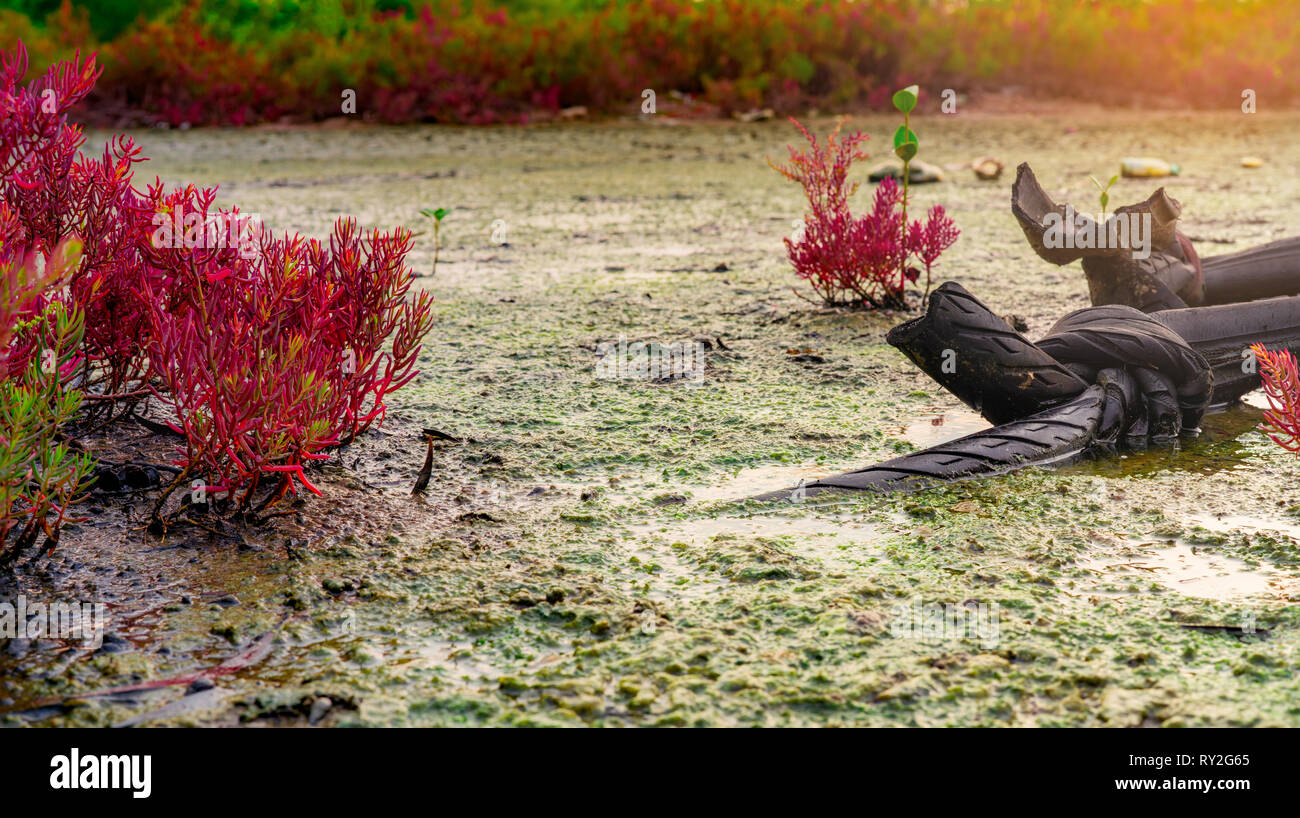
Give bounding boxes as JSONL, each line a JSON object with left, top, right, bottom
{"left": 3, "top": 108, "right": 1300, "bottom": 726}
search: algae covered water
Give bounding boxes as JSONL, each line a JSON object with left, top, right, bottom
{"left": 4, "top": 113, "right": 1300, "bottom": 726}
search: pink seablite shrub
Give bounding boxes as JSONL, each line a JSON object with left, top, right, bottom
{"left": 137, "top": 190, "right": 434, "bottom": 518}
{"left": 3, "top": 40, "right": 437, "bottom": 528}
{"left": 0, "top": 44, "right": 97, "bottom": 378}
{"left": 0, "top": 45, "right": 103, "bottom": 562}
{"left": 1251, "top": 343, "right": 1300, "bottom": 453}
{"left": 909, "top": 203, "right": 961, "bottom": 295}
{"left": 0, "top": 187, "right": 95, "bottom": 564}
{"left": 770, "top": 117, "right": 959, "bottom": 308}
{"left": 68, "top": 138, "right": 151, "bottom": 407}
{"left": 2, "top": 43, "right": 152, "bottom": 410}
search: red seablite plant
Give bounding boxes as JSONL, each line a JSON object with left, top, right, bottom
{"left": 1251, "top": 343, "right": 1300, "bottom": 453}
{"left": 770, "top": 117, "right": 958, "bottom": 309}
{"left": 2, "top": 40, "right": 437, "bottom": 536}
{"left": 0, "top": 44, "right": 94, "bottom": 378}
{"left": 909, "top": 203, "right": 961, "bottom": 294}
{"left": 0, "top": 44, "right": 103, "bottom": 562}
{"left": 136, "top": 185, "right": 434, "bottom": 519}
{"left": 769, "top": 119, "right": 869, "bottom": 218}
{"left": 2, "top": 42, "right": 152, "bottom": 412}
{"left": 0, "top": 199, "right": 95, "bottom": 565}
{"left": 67, "top": 138, "right": 151, "bottom": 407}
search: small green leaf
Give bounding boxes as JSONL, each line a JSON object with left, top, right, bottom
{"left": 892, "top": 85, "right": 919, "bottom": 113}
{"left": 434, "top": 207, "right": 448, "bottom": 221}
{"left": 419, "top": 207, "right": 449, "bottom": 221}
{"left": 1108, "top": 174, "right": 1119, "bottom": 188}
{"left": 1100, "top": 192, "right": 1109, "bottom": 209}
{"left": 895, "top": 142, "right": 918, "bottom": 162}
{"left": 1089, "top": 175, "right": 1102, "bottom": 191}
{"left": 893, "top": 125, "right": 918, "bottom": 148}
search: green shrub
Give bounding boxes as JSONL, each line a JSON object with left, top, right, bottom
{"left": 0, "top": 243, "right": 95, "bottom": 566}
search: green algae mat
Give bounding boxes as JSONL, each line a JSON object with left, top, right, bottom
{"left": 3, "top": 112, "right": 1300, "bottom": 726}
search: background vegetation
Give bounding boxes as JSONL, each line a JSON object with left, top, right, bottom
{"left": 2, "top": 0, "right": 1298, "bottom": 126}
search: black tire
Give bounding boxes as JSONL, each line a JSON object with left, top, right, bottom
{"left": 751, "top": 285, "right": 1300, "bottom": 501}
{"left": 751, "top": 386, "right": 1105, "bottom": 500}
{"left": 1158, "top": 296, "right": 1300, "bottom": 405}
{"left": 886, "top": 282, "right": 1087, "bottom": 425}
{"left": 1036, "top": 304, "right": 1212, "bottom": 431}
{"left": 1201, "top": 237, "right": 1300, "bottom": 306}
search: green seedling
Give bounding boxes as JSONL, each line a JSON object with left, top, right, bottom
{"left": 418, "top": 207, "right": 449, "bottom": 278}
{"left": 892, "top": 84, "right": 921, "bottom": 298}
{"left": 1090, "top": 174, "right": 1118, "bottom": 217}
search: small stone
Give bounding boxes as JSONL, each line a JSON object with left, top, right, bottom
{"left": 97, "top": 633, "right": 130, "bottom": 654}
{"left": 308, "top": 697, "right": 332, "bottom": 724}
{"left": 971, "top": 156, "right": 1005, "bottom": 181}
{"left": 867, "top": 158, "right": 944, "bottom": 184}
{"left": 652, "top": 493, "right": 687, "bottom": 507}
{"left": 123, "top": 464, "right": 153, "bottom": 489}
{"left": 94, "top": 469, "right": 122, "bottom": 492}
{"left": 1001, "top": 313, "right": 1030, "bottom": 333}
{"left": 213, "top": 594, "right": 240, "bottom": 607}
{"left": 4, "top": 638, "right": 31, "bottom": 659}
{"left": 186, "top": 678, "right": 215, "bottom": 695}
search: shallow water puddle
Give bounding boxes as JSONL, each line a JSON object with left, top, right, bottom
{"left": 406, "top": 638, "right": 563, "bottom": 687}
{"left": 589, "top": 396, "right": 1266, "bottom": 510}
{"left": 636, "top": 513, "right": 879, "bottom": 542}
{"left": 686, "top": 464, "right": 839, "bottom": 502}
{"left": 628, "top": 511, "right": 888, "bottom": 588}
{"left": 896, "top": 396, "right": 1267, "bottom": 477}
{"left": 1060, "top": 402, "right": 1264, "bottom": 478}
{"left": 1079, "top": 537, "right": 1295, "bottom": 601}
{"left": 902, "top": 408, "right": 990, "bottom": 447}
{"left": 1185, "top": 512, "right": 1300, "bottom": 542}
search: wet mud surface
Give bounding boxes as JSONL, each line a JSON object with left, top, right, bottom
{"left": 4, "top": 111, "right": 1300, "bottom": 726}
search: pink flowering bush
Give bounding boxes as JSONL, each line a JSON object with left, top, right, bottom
{"left": 2, "top": 43, "right": 153, "bottom": 416}
{"left": 1252, "top": 343, "right": 1300, "bottom": 453}
{"left": 2, "top": 40, "right": 436, "bottom": 546}
{"left": 0, "top": 205, "right": 94, "bottom": 565}
{"left": 770, "top": 118, "right": 958, "bottom": 309}
{"left": 136, "top": 193, "right": 434, "bottom": 519}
